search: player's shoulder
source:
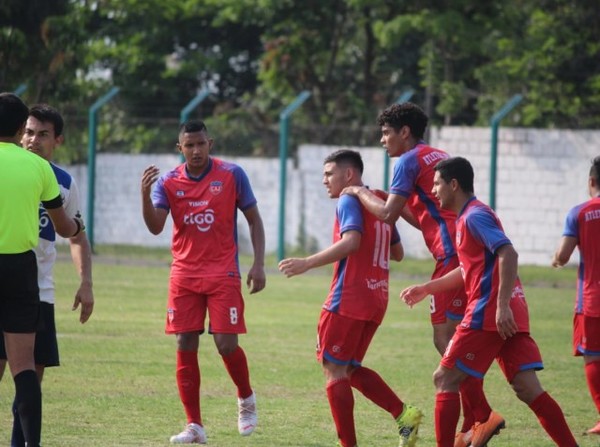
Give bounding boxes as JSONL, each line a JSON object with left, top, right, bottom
{"left": 50, "top": 162, "right": 74, "bottom": 188}
{"left": 213, "top": 157, "right": 243, "bottom": 174}
{"left": 160, "top": 165, "right": 185, "bottom": 182}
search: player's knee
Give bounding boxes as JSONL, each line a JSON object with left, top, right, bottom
{"left": 510, "top": 371, "right": 543, "bottom": 404}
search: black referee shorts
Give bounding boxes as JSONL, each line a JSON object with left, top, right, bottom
{"left": 0, "top": 250, "right": 41, "bottom": 333}
{"left": 0, "top": 302, "right": 59, "bottom": 367}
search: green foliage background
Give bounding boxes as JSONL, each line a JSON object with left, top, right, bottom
{"left": 1, "top": 1, "right": 599, "bottom": 163}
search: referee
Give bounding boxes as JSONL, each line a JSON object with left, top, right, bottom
{"left": 0, "top": 93, "right": 84, "bottom": 447}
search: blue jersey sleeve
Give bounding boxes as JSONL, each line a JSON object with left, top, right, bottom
{"left": 152, "top": 175, "right": 170, "bottom": 211}
{"left": 563, "top": 203, "right": 583, "bottom": 239}
{"left": 466, "top": 208, "right": 511, "bottom": 253}
{"left": 337, "top": 195, "right": 363, "bottom": 235}
{"left": 390, "top": 151, "right": 420, "bottom": 198}
{"left": 391, "top": 225, "right": 401, "bottom": 245}
{"left": 233, "top": 165, "right": 257, "bottom": 210}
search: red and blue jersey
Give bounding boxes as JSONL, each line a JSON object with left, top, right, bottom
{"left": 562, "top": 196, "right": 600, "bottom": 317}
{"left": 324, "top": 190, "right": 400, "bottom": 324}
{"left": 390, "top": 143, "right": 456, "bottom": 261}
{"left": 456, "top": 198, "right": 530, "bottom": 332}
{"left": 152, "top": 158, "right": 257, "bottom": 278}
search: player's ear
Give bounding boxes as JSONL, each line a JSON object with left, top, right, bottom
{"left": 450, "top": 178, "right": 460, "bottom": 191}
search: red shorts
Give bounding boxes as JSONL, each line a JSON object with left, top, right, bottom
{"left": 316, "top": 310, "right": 378, "bottom": 366}
{"left": 573, "top": 313, "right": 600, "bottom": 356}
{"left": 166, "top": 275, "right": 246, "bottom": 335}
{"left": 441, "top": 326, "right": 543, "bottom": 383}
{"left": 430, "top": 256, "right": 467, "bottom": 325}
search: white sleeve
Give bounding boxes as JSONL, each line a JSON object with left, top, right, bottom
{"left": 63, "top": 176, "right": 83, "bottom": 221}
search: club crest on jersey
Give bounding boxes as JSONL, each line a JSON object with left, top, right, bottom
{"left": 176, "top": 190, "right": 185, "bottom": 197}
{"left": 209, "top": 181, "right": 223, "bottom": 195}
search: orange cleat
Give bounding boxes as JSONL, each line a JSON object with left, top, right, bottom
{"left": 454, "top": 429, "right": 473, "bottom": 447}
{"left": 470, "top": 411, "right": 505, "bottom": 447}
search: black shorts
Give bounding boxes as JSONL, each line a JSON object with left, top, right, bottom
{"left": 0, "top": 302, "right": 60, "bottom": 367}
{"left": 0, "top": 251, "right": 40, "bottom": 333}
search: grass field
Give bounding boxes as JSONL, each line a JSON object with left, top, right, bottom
{"left": 0, "top": 246, "right": 596, "bottom": 446}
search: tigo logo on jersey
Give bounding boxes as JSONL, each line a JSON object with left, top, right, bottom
{"left": 184, "top": 209, "right": 215, "bottom": 232}
{"left": 209, "top": 181, "right": 223, "bottom": 195}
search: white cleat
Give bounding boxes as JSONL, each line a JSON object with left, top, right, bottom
{"left": 169, "top": 422, "right": 207, "bottom": 444}
{"left": 237, "top": 392, "right": 257, "bottom": 436}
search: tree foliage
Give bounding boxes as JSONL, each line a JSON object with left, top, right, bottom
{"left": 2, "top": 0, "right": 599, "bottom": 162}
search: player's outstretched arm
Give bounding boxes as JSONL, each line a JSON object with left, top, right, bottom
{"left": 141, "top": 165, "right": 168, "bottom": 235}
{"left": 69, "top": 231, "right": 94, "bottom": 323}
{"left": 342, "top": 186, "right": 406, "bottom": 225}
{"left": 401, "top": 267, "right": 463, "bottom": 308}
{"left": 279, "top": 230, "right": 361, "bottom": 278}
{"left": 243, "top": 205, "right": 266, "bottom": 294}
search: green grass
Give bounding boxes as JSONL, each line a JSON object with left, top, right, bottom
{"left": 0, "top": 246, "right": 592, "bottom": 446}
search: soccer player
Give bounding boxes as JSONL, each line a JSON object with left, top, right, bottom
{"left": 0, "top": 104, "right": 94, "bottom": 447}
{"left": 552, "top": 155, "right": 600, "bottom": 435}
{"left": 141, "top": 120, "right": 266, "bottom": 444}
{"left": 401, "top": 156, "right": 579, "bottom": 447}
{"left": 278, "top": 149, "right": 423, "bottom": 447}
{"left": 342, "top": 102, "right": 489, "bottom": 446}
{"left": 0, "top": 92, "right": 84, "bottom": 447}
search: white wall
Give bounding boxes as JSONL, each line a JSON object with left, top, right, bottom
{"left": 64, "top": 127, "right": 599, "bottom": 266}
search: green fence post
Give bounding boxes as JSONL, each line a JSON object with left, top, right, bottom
{"left": 87, "top": 86, "right": 120, "bottom": 251}
{"left": 13, "top": 83, "right": 27, "bottom": 96}
{"left": 278, "top": 90, "right": 311, "bottom": 261}
{"left": 489, "top": 94, "right": 523, "bottom": 210}
{"left": 383, "top": 89, "right": 415, "bottom": 190}
{"left": 180, "top": 90, "right": 210, "bottom": 124}
{"left": 178, "top": 90, "right": 210, "bottom": 161}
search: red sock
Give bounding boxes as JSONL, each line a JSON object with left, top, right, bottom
{"left": 435, "top": 392, "right": 460, "bottom": 447}
{"left": 350, "top": 366, "right": 404, "bottom": 419}
{"left": 460, "top": 376, "right": 491, "bottom": 429}
{"left": 176, "top": 350, "right": 201, "bottom": 425}
{"left": 222, "top": 346, "right": 252, "bottom": 398}
{"left": 326, "top": 378, "right": 356, "bottom": 447}
{"left": 585, "top": 360, "right": 600, "bottom": 413}
{"left": 528, "top": 391, "right": 577, "bottom": 447}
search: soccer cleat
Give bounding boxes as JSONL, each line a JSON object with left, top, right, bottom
{"left": 454, "top": 429, "right": 473, "bottom": 447}
{"left": 396, "top": 404, "right": 424, "bottom": 447}
{"left": 470, "top": 411, "right": 505, "bottom": 447}
{"left": 238, "top": 391, "right": 257, "bottom": 436}
{"left": 170, "top": 422, "right": 207, "bottom": 444}
{"left": 587, "top": 420, "right": 600, "bottom": 435}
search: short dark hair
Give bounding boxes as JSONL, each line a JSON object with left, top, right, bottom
{"left": 434, "top": 157, "right": 474, "bottom": 194}
{"left": 179, "top": 120, "right": 208, "bottom": 136}
{"left": 324, "top": 149, "right": 364, "bottom": 175}
{"left": 29, "top": 104, "right": 64, "bottom": 137}
{"left": 0, "top": 92, "right": 29, "bottom": 137}
{"left": 377, "top": 102, "right": 428, "bottom": 139}
{"left": 590, "top": 155, "right": 600, "bottom": 185}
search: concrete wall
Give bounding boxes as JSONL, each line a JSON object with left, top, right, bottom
{"left": 65, "top": 126, "right": 599, "bottom": 266}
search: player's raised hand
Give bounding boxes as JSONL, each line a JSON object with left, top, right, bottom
{"left": 278, "top": 258, "right": 309, "bottom": 278}
{"left": 141, "top": 165, "right": 160, "bottom": 195}
{"left": 400, "top": 285, "right": 428, "bottom": 308}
